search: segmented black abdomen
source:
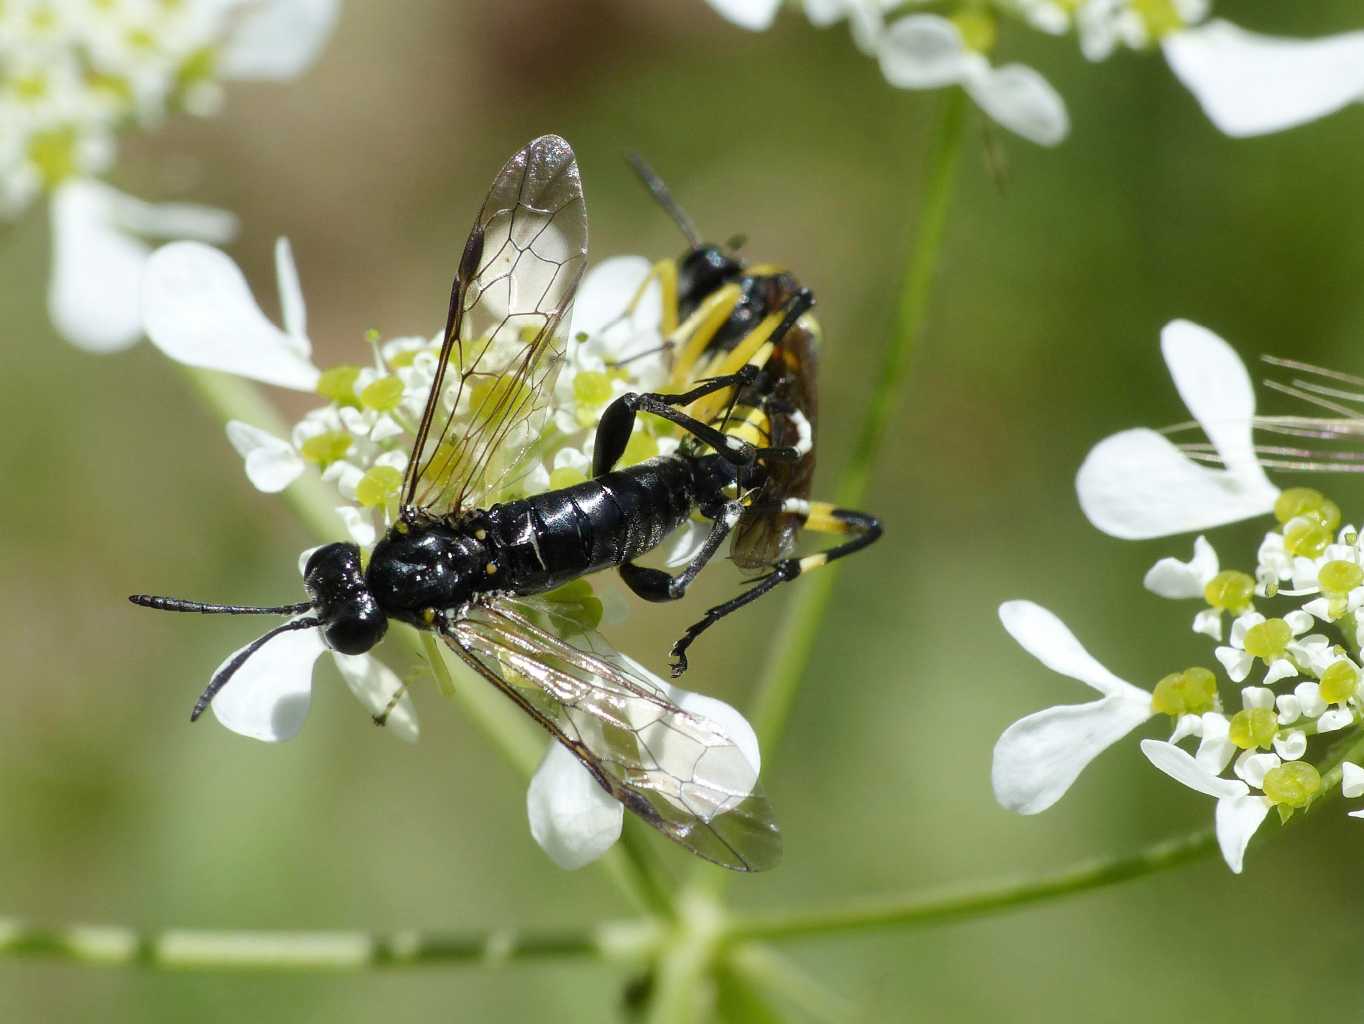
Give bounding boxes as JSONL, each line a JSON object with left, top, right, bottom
{"left": 484, "top": 455, "right": 701, "bottom": 596}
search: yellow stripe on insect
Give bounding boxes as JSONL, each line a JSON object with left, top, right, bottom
{"left": 798, "top": 553, "right": 828, "bottom": 573}
{"left": 688, "top": 336, "right": 777, "bottom": 425}
{"left": 781, "top": 499, "right": 849, "bottom": 535}
{"left": 668, "top": 284, "right": 744, "bottom": 390}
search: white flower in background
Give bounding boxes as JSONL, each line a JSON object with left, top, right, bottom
{"left": 703, "top": 0, "right": 1364, "bottom": 143}
{"left": 1143, "top": 534, "right": 1253, "bottom": 640}
{"left": 1, "top": 0, "right": 340, "bottom": 350}
{"left": 992, "top": 600, "right": 1156, "bottom": 814}
{"left": 1077, "top": 320, "right": 1280, "bottom": 539}
{"left": 527, "top": 674, "right": 760, "bottom": 869}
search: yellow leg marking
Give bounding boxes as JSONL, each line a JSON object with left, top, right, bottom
{"left": 667, "top": 283, "right": 744, "bottom": 390}
{"left": 618, "top": 260, "right": 679, "bottom": 336}
{"left": 687, "top": 330, "right": 777, "bottom": 426}
{"left": 803, "top": 501, "right": 850, "bottom": 536}
{"left": 798, "top": 553, "right": 829, "bottom": 573}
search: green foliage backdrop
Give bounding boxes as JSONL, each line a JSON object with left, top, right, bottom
{"left": 2, "top": 1, "right": 1362, "bottom": 1019}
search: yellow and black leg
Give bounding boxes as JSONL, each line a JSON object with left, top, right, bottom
{"left": 668, "top": 500, "right": 882, "bottom": 677}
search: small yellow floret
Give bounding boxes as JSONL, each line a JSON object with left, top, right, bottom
{"left": 1275, "top": 487, "right": 1326, "bottom": 524}
{"left": 317, "top": 365, "right": 361, "bottom": 405}
{"left": 1242, "top": 618, "right": 1291, "bottom": 661}
{"left": 1319, "top": 660, "right": 1359, "bottom": 704}
{"left": 1203, "top": 571, "right": 1254, "bottom": 612}
{"left": 1150, "top": 667, "right": 1218, "bottom": 717}
{"left": 1262, "top": 761, "right": 1321, "bottom": 808}
{"left": 359, "top": 375, "right": 404, "bottom": 412}
{"left": 548, "top": 467, "right": 587, "bottom": 490}
{"left": 355, "top": 465, "right": 403, "bottom": 508}
{"left": 1284, "top": 517, "right": 1332, "bottom": 558}
{"left": 949, "top": 12, "right": 997, "bottom": 53}
{"left": 300, "top": 431, "right": 352, "bottom": 466}
{"left": 1229, "top": 708, "right": 1278, "bottom": 750}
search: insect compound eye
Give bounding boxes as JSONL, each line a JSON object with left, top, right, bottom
{"left": 677, "top": 245, "right": 741, "bottom": 317}
{"left": 320, "top": 599, "right": 387, "bottom": 656}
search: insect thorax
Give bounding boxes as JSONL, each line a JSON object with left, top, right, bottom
{"left": 365, "top": 518, "right": 492, "bottom": 627}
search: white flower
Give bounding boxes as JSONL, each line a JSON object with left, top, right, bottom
{"left": 1143, "top": 534, "right": 1231, "bottom": 639}
{"left": 210, "top": 618, "right": 418, "bottom": 744}
{"left": 1213, "top": 611, "right": 1311, "bottom": 685}
{"left": 992, "top": 600, "right": 1154, "bottom": 814}
{"left": 49, "top": 180, "right": 236, "bottom": 352}
{"left": 876, "top": 16, "right": 1068, "bottom": 147}
{"left": 1140, "top": 738, "right": 1270, "bottom": 874}
{"left": 4, "top": 0, "right": 340, "bottom": 347}
{"left": 143, "top": 239, "right": 321, "bottom": 389}
{"left": 527, "top": 673, "right": 760, "bottom": 869}
{"left": 1076, "top": 320, "right": 1280, "bottom": 539}
{"left": 1164, "top": 20, "right": 1364, "bottom": 138}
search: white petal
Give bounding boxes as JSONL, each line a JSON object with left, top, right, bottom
{"left": 210, "top": 622, "right": 326, "bottom": 742}
{"left": 1241, "top": 686, "right": 1274, "bottom": 710}
{"left": 1233, "top": 750, "right": 1279, "bottom": 789}
{"left": 1283, "top": 609, "right": 1315, "bottom": 635}
{"left": 1263, "top": 659, "right": 1298, "bottom": 686}
{"left": 962, "top": 62, "right": 1070, "bottom": 147}
{"left": 142, "top": 242, "right": 320, "bottom": 390}
{"left": 1076, "top": 428, "right": 1277, "bottom": 539}
{"left": 1272, "top": 730, "right": 1306, "bottom": 761}
{"left": 1214, "top": 794, "right": 1271, "bottom": 874}
{"left": 225, "top": 421, "right": 305, "bottom": 492}
{"left": 336, "top": 506, "right": 376, "bottom": 548}
{"left": 526, "top": 741, "right": 623, "bottom": 870}
{"left": 1162, "top": 319, "right": 1272, "bottom": 485}
{"left": 1215, "top": 646, "right": 1252, "bottom": 682}
{"left": 1144, "top": 535, "right": 1218, "bottom": 598}
{"left": 992, "top": 694, "right": 1152, "bottom": 814}
{"left": 804, "top": 0, "right": 847, "bottom": 27}
{"left": 49, "top": 181, "right": 235, "bottom": 352}
{"left": 877, "top": 15, "right": 969, "bottom": 89}
{"left": 1341, "top": 761, "right": 1364, "bottom": 799}
{"left": 1169, "top": 713, "right": 1203, "bottom": 744}
{"left": 665, "top": 519, "right": 713, "bottom": 568}
{"left": 274, "top": 237, "right": 308, "bottom": 350}
{"left": 1141, "top": 738, "right": 1248, "bottom": 800}
{"left": 1194, "top": 713, "right": 1234, "bottom": 773}
{"left": 1192, "top": 608, "right": 1223, "bottom": 641}
{"left": 670, "top": 686, "right": 761, "bottom": 777}
{"left": 1295, "top": 681, "right": 1326, "bottom": 719}
{"left": 330, "top": 652, "right": 419, "bottom": 743}
{"left": 1276, "top": 694, "right": 1301, "bottom": 725}
{"left": 999, "top": 601, "right": 1148, "bottom": 700}
{"left": 219, "top": 0, "right": 342, "bottom": 80}
{"left": 1316, "top": 708, "right": 1354, "bottom": 734}
{"left": 1164, "top": 20, "right": 1364, "bottom": 138}
{"left": 704, "top": 0, "right": 781, "bottom": 30}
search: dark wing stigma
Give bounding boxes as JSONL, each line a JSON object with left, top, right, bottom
{"left": 402, "top": 134, "right": 589, "bottom": 515}
{"left": 443, "top": 599, "right": 781, "bottom": 872}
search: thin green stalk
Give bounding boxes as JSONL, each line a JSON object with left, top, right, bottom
{"left": 183, "top": 368, "right": 676, "bottom": 919}
{"left": 0, "top": 918, "right": 618, "bottom": 971}
{"left": 724, "top": 827, "right": 1217, "bottom": 942}
{"left": 746, "top": 90, "right": 967, "bottom": 761}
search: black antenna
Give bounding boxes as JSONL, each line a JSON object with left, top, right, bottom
{"left": 625, "top": 151, "right": 701, "bottom": 249}
{"left": 189, "top": 616, "right": 322, "bottom": 721}
{"left": 130, "top": 595, "right": 314, "bottom": 615}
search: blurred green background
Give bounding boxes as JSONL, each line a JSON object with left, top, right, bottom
{"left": 4, "top": 1, "right": 1364, "bottom": 1020}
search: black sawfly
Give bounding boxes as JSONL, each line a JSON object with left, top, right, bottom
{"left": 133, "top": 135, "right": 810, "bottom": 871}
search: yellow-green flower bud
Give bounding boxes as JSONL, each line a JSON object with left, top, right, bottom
{"left": 355, "top": 465, "right": 403, "bottom": 509}
{"left": 1318, "top": 560, "right": 1363, "bottom": 596}
{"left": 1204, "top": 570, "right": 1255, "bottom": 612}
{"left": 1284, "top": 517, "right": 1332, "bottom": 558}
{"left": 1320, "top": 660, "right": 1359, "bottom": 704}
{"left": 1242, "top": 618, "right": 1291, "bottom": 662}
{"left": 548, "top": 466, "right": 587, "bottom": 490}
{"left": 359, "top": 375, "right": 404, "bottom": 413}
{"left": 1129, "top": 0, "right": 1186, "bottom": 37}
{"left": 1275, "top": 487, "right": 1326, "bottom": 524}
{"left": 1262, "top": 761, "right": 1321, "bottom": 808}
{"left": 1229, "top": 708, "right": 1278, "bottom": 750}
{"left": 317, "top": 365, "right": 362, "bottom": 406}
{"left": 300, "top": 430, "right": 351, "bottom": 466}
{"left": 1151, "top": 667, "right": 1219, "bottom": 717}
{"left": 950, "top": 12, "right": 997, "bottom": 53}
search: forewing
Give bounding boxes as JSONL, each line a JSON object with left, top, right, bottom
{"left": 403, "top": 135, "right": 588, "bottom": 513}
{"left": 444, "top": 600, "right": 780, "bottom": 872}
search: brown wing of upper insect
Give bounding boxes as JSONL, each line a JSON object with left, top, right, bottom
{"left": 402, "top": 135, "right": 588, "bottom": 515}
{"left": 729, "top": 316, "right": 821, "bottom": 570}
{"left": 444, "top": 599, "right": 781, "bottom": 872}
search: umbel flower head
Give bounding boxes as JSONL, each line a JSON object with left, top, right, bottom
{"left": 3, "top": 0, "right": 339, "bottom": 350}
{"left": 703, "top": 0, "right": 1364, "bottom": 146}
{"left": 999, "top": 322, "right": 1364, "bottom": 873}
{"left": 139, "top": 237, "right": 757, "bottom": 869}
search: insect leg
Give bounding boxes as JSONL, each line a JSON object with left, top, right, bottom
{"left": 668, "top": 501, "right": 882, "bottom": 676}
{"left": 602, "top": 258, "right": 681, "bottom": 337}
{"left": 619, "top": 500, "right": 744, "bottom": 602}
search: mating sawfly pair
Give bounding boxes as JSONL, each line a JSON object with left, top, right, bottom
{"left": 133, "top": 135, "right": 880, "bottom": 871}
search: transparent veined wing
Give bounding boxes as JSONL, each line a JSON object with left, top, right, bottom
{"left": 443, "top": 599, "right": 781, "bottom": 872}
{"left": 402, "top": 135, "right": 588, "bottom": 514}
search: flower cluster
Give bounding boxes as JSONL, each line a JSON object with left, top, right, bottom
{"left": 7, "top": 0, "right": 339, "bottom": 350}
{"left": 704, "top": 0, "right": 1364, "bottom": 146}
{"left": 997, "top": 321, "right": 1364, "bottom": 873}
{"left": 140, "top": 237, "right": 752, "bottom": 869}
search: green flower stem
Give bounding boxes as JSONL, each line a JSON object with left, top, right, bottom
{"left": 0, "top": 917, "right": 622, "bottom": 971}
{"left": 723, "top": 827, "right": 1217, "bottom": 943}
{"left": 183, "top": 368, "right": 676, "bottom": 920}
{"left": 746, "top": 90, "right": 967, "bottom": 760}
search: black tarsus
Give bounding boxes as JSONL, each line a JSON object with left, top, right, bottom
{"left": 189, "top": 616, "right": 322, "bottom": 722}
{"left": 130, "top": 595, "right": 314, "bottom": 616}
{"left": 625, "top": 151, "right": 701, "bottom": 249}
